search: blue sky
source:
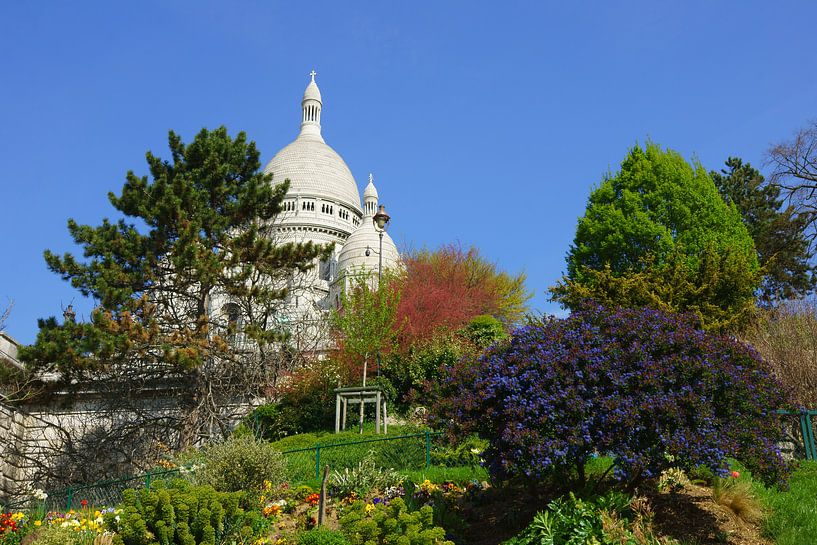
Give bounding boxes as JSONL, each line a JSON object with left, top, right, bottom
{"left": 1, "top": 1, "right": 816, "bottom": 343}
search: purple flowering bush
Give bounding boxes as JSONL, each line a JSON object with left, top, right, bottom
{"left": 434, "top": 304, "right": 791, "bottom": 488}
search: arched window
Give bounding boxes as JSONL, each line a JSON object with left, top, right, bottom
{"left": 223, "top": 303, "right": 242, "bottom": 345}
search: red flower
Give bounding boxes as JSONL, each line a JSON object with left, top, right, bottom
{"left": 730, "top": 471, "right": 740, "bottom": 478}
{"left": 80, "top": 499, "right": 88, "bottom": 507}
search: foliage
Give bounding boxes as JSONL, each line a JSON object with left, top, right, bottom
{"left": 429, "top": 434, "right": 487, "bottom": 468}
{"left": 193, "top": 435, "right": 286, "bottom": 493}
{"left": 329, "top": 451, "right": 405, "bottom": 499}
{"left": 331, "top": 274, "right": 401, "bottom": 388}
{"left": 397, "top": 244, "right": 531, "bottom": 346}
{"left": 23, "top": 526, "right": 85, "bottom": 545}
{"left": 551, "top": 243, "right": 760, "bottom": 331}
{"left": 461, "top": 315, "right": 507, "bottom": 349}
{"left": 553, "top": 142, "right": 759, "bottom": 331}
{"left": 297, "top": 527, "right": 350, "bottom": 545}
{"left": 712, "top": 157, "right": 815, "bottom": 304}
{"left": 245, "top": 356, "right": 349, "bottom": 440}
{"left": 382, "top": 336, "right": 465, "bottom": 408}
{"left": 435, "top": 304, "right": 791, "bottom": 488}
{"left": 338, "top": 497, "right": 453, "bottom": 545}
{"left": 743, "top": 300, "right": 817, "bottom": 407}
{"left": 108, "top": 482, "right": 243, "bottom": 545}
{"left": 503, "top": 491, "right": 675, "bottom": 545}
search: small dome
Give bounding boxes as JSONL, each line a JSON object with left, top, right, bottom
{"left": 303, "top": 80, "right": 322, "bottom": 103}
{"left": 363, "top": 175, "right": 378, "bottom": 200}
{"left": 337, "top": 218, "right": 400, "bottom": 274}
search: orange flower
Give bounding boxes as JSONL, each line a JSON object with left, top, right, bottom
{"left": 305, "top": 493, "right": 320, "bottom": 506}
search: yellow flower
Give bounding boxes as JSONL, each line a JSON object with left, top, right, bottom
{"left": 34, "top": 520, "right": 42, "bottom": 527}
{"left": 364, "top": 503, "right": 376, "bottom": 514}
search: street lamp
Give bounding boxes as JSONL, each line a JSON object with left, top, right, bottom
{"left": 371, "top": 204, "right": 391, "bottom": 381}
{"left": 372, "top": 204, "right": 391, "bottom": 283}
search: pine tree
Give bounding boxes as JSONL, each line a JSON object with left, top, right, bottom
{"left": 711, "top": 157, "right": 815, "bottom": 304}
{"left": 20, "top": 127, "right": 330, "bottom": 454}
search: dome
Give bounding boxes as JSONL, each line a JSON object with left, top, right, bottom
{"left": 263, "top": 74, "right": 363, "bottom": 215}
{"left": 303, "top": 80, "right": 322, "bottom": 103}
{"left": 363, "top": 175, "right": 378, "bottom": 200}
{"left": 337, "top": 218, "right": 400, "bottom": 274}
{"left": 264, "top": 137, "right": 362, "bottom": 212}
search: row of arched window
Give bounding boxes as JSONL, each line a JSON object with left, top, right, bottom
{"left": 286, "top": 200, "right": 358, "bottom": 224}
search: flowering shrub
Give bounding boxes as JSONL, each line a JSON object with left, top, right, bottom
{"left": 436, "top": 304, "right": 791, "bottom": 487}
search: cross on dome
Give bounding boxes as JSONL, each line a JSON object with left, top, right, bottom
{"left": 309, "top": 69, "right": 317, "bottom": 82}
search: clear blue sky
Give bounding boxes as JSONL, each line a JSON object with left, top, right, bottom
{"left": 1, "top": 1, "right": 815, "bottom": 344}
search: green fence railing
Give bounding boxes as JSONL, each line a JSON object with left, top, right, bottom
{"left": 280, "top": 431, "right": 441, "bottom": 482}
{"left": 3, "top": 431, "right": 445, "bottom": 512}
{"left": 777, "top": 409, "right": 817, "bottom": 459}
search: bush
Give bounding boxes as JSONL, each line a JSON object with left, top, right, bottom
{"left": 435, "top": 304, "right": 791, "bottom": 487}
{"left": 744, "top": 301, "right": 817, "bottom": 407}
{"left": 330, "top": 451, "right": 406, "bottom": 499}
{"left": 195, "top": 435, "right": 286, "bottom": 492}
{"left": 338, "top": 497, "right": 453, "bottom": 545}
{"left": 22, "top": 526, "right": 82, "bottom": 545}
{"left": 503, "top": 492, "right": 671, "bottom": 545}
{"left": 108, "top": 482, "right": 243, "bottom": 545}
{"left": 297, "top": 527, "right": 350, "bottom": 545}
{"left": 247, "top": 360, "right": 342, "bottom": 439}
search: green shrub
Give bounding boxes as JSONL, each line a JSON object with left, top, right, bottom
{"left": 108, "top": 482, "right": 243, "bottom": 545}
{"left": 297, "top": 527, "right": 350, "bottom": 545}
{"left": 330, "top": 451, "right": 405, "bottom": 498}
{"left": 20, "top": 526, "right": 80, "bottom": 545}
{"left": 195, "top": 435, "right": 286, "bottom": 492}
{"left": 338, "top": 497, "right": 453, "bottom": 545}
{"left": 503, "top": 491, "right": 673, "bottom": 545}
{"left": 462, "top": 315, "right": 507, "bottom": 349}
{"left": 430, "top": 434, "right": 487, "bottom": 467}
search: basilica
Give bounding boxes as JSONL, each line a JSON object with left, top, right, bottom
{"left": 263, "top": 72, "right": 400, "bottom": 314}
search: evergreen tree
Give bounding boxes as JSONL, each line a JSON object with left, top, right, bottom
{"left": 20, "top": 127, "right": 330, "bottom": 453}
{"left": 711, "top": 157, "right": 815, "bottom": 304}
{"left": 552, "top": 143, "right": 759, "bottom": 331}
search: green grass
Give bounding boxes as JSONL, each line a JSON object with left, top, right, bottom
{"left": 404, "top": 465, "right": 489, "bottom": 484}
{"left": 267, "top": 423, "right": 427, "bottom": 452}
{"left": 742, "top": 460, "right": 817, "bottom": 545}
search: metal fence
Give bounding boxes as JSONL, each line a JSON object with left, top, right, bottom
{"left": 776, "top": 409, "right": 817, "bottom": 459}
{"left": 280, "top": 431, "right": 440, "bottom": 481}
{"left": 4, "top": 431, "right": 443, "bottom": 512}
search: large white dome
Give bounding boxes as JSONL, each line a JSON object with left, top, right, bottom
{"left": 264, "top": 135, "right": 362, "bottom": 213}
{"left": 263, "top": 74, "right": 362, "bottom": 217}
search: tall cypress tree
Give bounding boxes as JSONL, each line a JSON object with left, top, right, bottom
{"left": 711, "top": 157, "right": 815, "bottom": 305}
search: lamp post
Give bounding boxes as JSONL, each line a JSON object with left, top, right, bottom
{"left": 372, "top": 204, "right": 390, "bottom": 382}
{"left": 372, "top": 204, "right": 390, "bottom": 282}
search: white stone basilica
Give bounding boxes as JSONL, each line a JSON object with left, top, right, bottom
{"left": 262, "top": 72, "right": 400, "bottom": 315}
